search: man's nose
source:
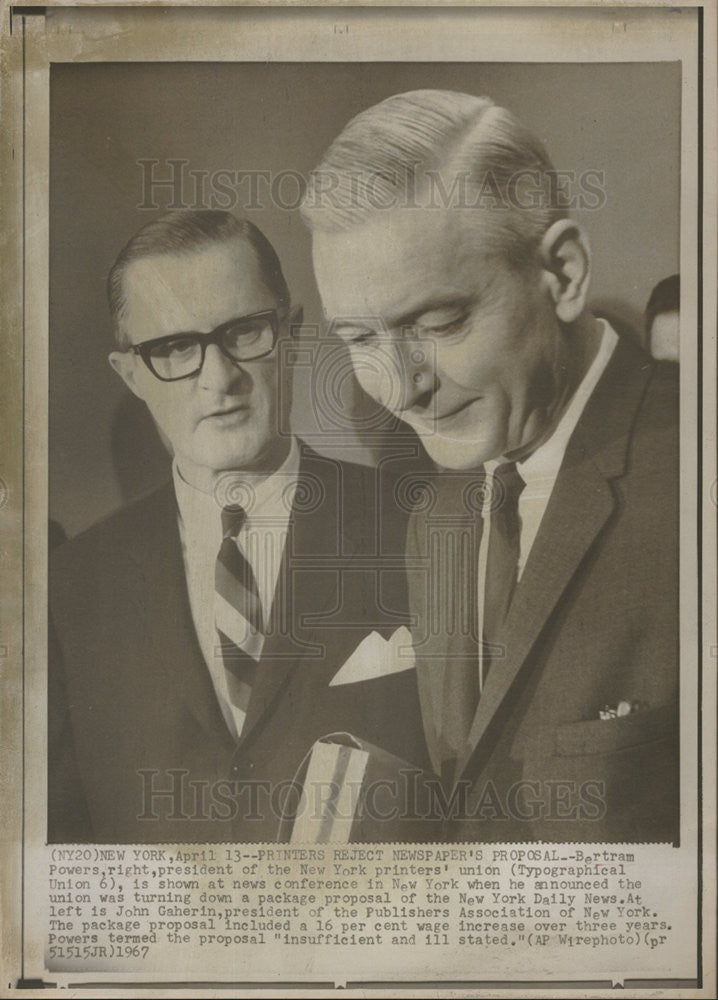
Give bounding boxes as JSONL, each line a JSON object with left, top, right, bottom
{"left": 197, "top": 343, "right": 244, "bottom": 392}
{"left": 390, "top": 340, "right": 437, "bottom": 411}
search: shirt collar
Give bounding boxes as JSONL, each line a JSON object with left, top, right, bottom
{"left": 173, "top": 435, "right": 301, "bottom": 540}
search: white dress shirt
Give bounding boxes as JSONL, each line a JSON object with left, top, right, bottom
{"left": 173, "top": 436, "right": 300, "bottom": 737}
{"left": 477, "top": 320, "right": 618, "bottom": 686}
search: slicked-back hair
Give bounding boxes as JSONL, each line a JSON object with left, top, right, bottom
{"left": 108, "top": 210, "right": 290, "bottom": 347}
{"left": 301, "top": 89, "right": 567, "bottom": 267}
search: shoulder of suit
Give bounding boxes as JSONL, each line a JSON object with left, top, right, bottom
{"left": 296, "top": 440, "right": 383, "bottom": 495}
{"left": 615, "top": 335, "right": 678, "bottom": 409}
{"left": 295, "top": 441, "right": 415, "bottom": 545}
{"left": 633, "top": 355, "right": 679, "bottom": 443}
{"left": 592, "top": 348, "right": 679, "bottom": 499}
{"left": 645, "top": 357, "right": 679, "bottom": 408}
{"left": 50, "top": 480, "right": 175, "bottom": 580}
{"left": 297, "top": 439, "right": 427, "bottom": 487}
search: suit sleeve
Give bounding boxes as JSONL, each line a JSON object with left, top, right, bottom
{"left": 48, "top": 612, "right": 93, "bottom": 842}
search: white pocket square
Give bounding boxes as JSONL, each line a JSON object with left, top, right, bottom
{"left": 329, "top": 627, "right": 416, "bottom": 686}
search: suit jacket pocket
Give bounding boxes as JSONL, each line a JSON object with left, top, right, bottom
{"left": 554, "top": 703, "right": 677, "bottom": 757}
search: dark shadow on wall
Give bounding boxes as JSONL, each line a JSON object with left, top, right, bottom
{"left": 49, "top": 519, "right": 68, "bottom": 550}
{"left": 110, "top": 392, "right": 173, "bottom": 505}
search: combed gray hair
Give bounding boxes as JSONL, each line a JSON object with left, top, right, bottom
{"left": 301, "top": 89, "right": 567, "bottom": 266}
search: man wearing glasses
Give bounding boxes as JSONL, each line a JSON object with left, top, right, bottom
{"left": 48, "top": 210, "right": 427, "bottom": 842}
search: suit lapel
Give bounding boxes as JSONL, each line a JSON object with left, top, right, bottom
{"left": 127, "top": 452, "right": 366, "bottom": 753}
{"left": 238, "top": 447, "right": 361, "bottom": 742}
{"left": 130, "top": 483, "right": 235, "bottom": 749}
{"left": 454, "top": 335, "right": 655, "bottom": 781}
{"left": 454, "top": 452, "right": 614, "bottom": 778}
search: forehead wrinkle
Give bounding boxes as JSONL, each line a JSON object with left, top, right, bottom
{"left": 383, "top": 227, "right": 497, "bottom": 322}
{"left": 313, "top": 205, "right": 504, "bottom": 324}
{"left": 121, "top": 245, "right": 273, "bottom": 340}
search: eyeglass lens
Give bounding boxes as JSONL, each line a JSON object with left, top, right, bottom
{"left": 148, "top": 315, "right": 276, "bottom": 380}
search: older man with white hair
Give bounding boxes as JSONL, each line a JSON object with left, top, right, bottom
{"left": 302, "top": 90, "right": 679, "bottom": 843}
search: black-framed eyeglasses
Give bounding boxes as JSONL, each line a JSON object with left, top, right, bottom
{"left": 129, "top": 309, "right": 283, "bottom": 382}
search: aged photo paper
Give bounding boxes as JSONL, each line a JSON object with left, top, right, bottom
{"left": 0, "top": 1, "right": 715, "bottom": 995}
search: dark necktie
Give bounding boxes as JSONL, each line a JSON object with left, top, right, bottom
{"left": 214, "top": 505, "right": 264, "bottom": 733}
{"left": 482, "top": 461, "right": 525, "bottom": 683}
{"left": 434, "top": 474, "right": 484, "bottom": 784}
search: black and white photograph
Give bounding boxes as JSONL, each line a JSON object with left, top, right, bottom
{"left": 1, "top": 1, "right": 714, "bottom": 992}
{"left": 48, "top": 60, "right": 682, "bottom": 846}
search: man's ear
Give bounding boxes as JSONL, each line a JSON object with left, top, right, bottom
{"left": 538, "top": 219, "right": 591, "bottom": 323}
{"left": 109, "top": 350, "right": 147, "bottom": 401}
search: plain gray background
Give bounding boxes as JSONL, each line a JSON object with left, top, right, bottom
{"left": 50, "top": 61, "right": 680, "bottom": 538}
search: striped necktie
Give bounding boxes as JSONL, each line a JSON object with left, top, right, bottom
{"left": 214, "top": 504, "right": 264, "bottom": 733}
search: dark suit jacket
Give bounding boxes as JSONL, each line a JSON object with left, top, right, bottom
{"left": 49, "top": 444, "right": 429, "bottom": 842}
{"left": 407, "top": 337, "right": 679, "bottom": 843}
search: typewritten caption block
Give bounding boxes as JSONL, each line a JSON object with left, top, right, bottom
{"left": 38, "top": 843, "right": 696, "bottom": 983}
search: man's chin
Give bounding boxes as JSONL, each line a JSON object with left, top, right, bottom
{"left": 213, "top": 434, "right": 291, "bottom": 476}
{"left": 421, "top": 435, "right": 494, "bottom": 471}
